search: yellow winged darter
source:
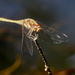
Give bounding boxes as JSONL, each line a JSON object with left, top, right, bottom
{"left": 0, "top": 17, "right": 69, "bottom": 75}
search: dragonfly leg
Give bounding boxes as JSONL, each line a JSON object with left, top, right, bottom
{"left": 26, "top": 29, "right": 38, "bottom": 41}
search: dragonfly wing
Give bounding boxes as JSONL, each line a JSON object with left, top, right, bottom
{"left": 25, "top": 36, "right": 33, "bottom": 55}
{"left": 37, "top": 21, "right": 69, "bottom": 44}
{"left": 21, "top": 23, "right": 27, "bottom": 54}
{"left": 21, "top": 24, "right": 33, "bottom": 55}
{"left": 44, "top": 28, "right": 68, "bottom": 44}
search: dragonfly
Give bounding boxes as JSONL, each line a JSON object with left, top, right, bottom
{"left": 0, "top": 17, "right": 68, "bottom": 75}
{"left": 0, "top": 17, "right": 68, "bottom": 55}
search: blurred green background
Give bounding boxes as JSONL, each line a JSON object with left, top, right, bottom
{"left": 0, "top": 0, "right": 75, "bottom": 75}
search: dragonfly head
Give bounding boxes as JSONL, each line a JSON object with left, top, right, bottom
{"left": 33, "top": 23, "right": 41, "bottom": 32}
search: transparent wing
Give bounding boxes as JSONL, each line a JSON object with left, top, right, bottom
{"left": 21, "top": 24, "right": 33, "bottom": 55}
{"left": 21, "top": 24, "right": 27, "bottom": 54}
{"left": 37, "top": 21, "right": 69, "bottom": 44}
{"left": 25, "top": 36, "right": 33, "bottom": 55}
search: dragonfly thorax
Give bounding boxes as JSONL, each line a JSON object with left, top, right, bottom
{"left": 24, "top": 18, "right": 41, "bottom": 32}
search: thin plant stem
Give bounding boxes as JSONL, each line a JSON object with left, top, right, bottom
{"left": 34, "top": 40, "right": 52, "bottom": 75}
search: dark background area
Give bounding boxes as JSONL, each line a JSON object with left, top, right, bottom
{"left": 0, "top": 0, "right": 75, "bottom": 75}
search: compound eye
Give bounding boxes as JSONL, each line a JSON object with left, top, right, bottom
{"left": 36, "top": 27, "right": 41, "bottom": 32}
